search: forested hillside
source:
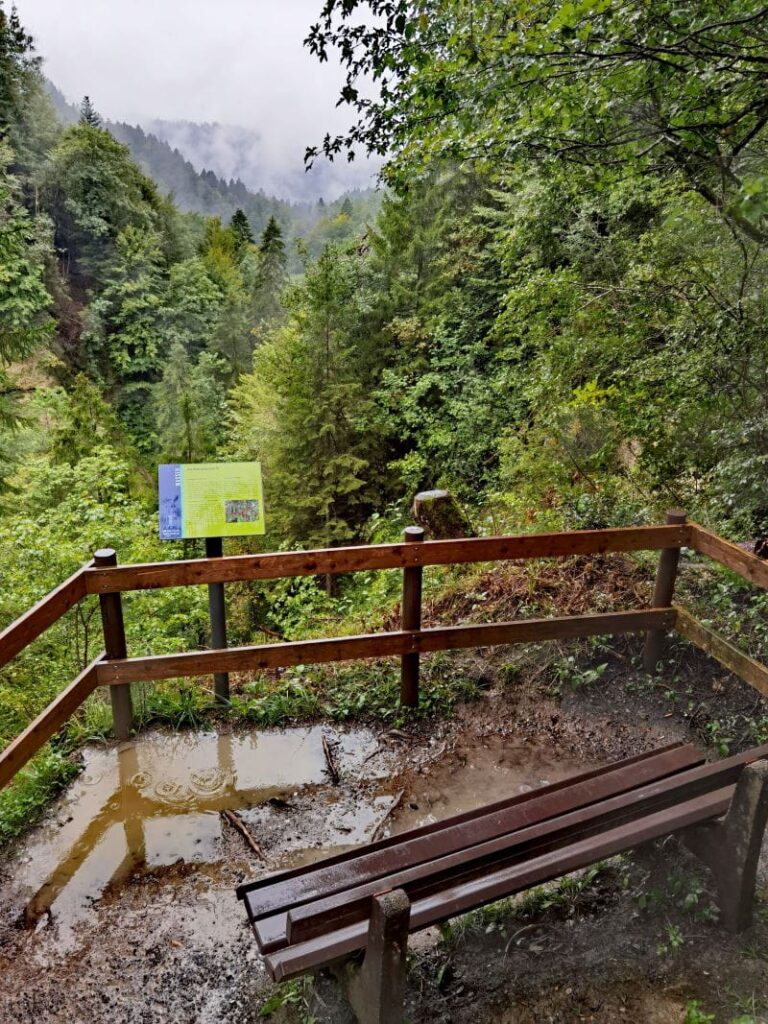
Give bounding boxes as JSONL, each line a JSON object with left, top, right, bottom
{"left": 45, "top": 80, "right": 379, "bottom": 263}
{"left": 3, "top": 0, "right": 768, "bottom": 833}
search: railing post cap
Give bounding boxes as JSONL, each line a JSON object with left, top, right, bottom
{"left": 403, "top": 526, "right": 425, "bottom": 542}
{"left": 94, "top": 548, "right": 117, "bottom": 565}
{"left": 666, "top": 510, "right": 687, "bottom": 524}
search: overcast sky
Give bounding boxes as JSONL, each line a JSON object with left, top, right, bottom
{"left": 14, "top": 0, "right": 376, "bottom": 196}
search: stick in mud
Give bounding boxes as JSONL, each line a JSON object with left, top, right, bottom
{"left": 221, "top": 809, "right": 267, "bottom": 861}
{"left": 371, "top": 789, "right": 405, "bottom": 842}
{"left": 322, "top": 734, "right": 340, "bottom": 785}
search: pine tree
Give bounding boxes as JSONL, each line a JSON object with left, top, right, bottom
{"left": 51, "top": 374, "right": 125, "bottom": 466}
{"left": 230, "top": 208, "right": 253, "bottom": 253}
{"left": 47, "top": 122, "right": 163, "bottom": 285}
{"left": 82, "top": 226, "right": 168, "bottom": 447}
{"left": 259, "top": 216, "right": 284, "bottom": 259}
{"left": 0, "top": 3, "right": 40, "bottom": 142}
{"left": 250, "top": 215, "right": 287, "bottom": 327}
{"left": 0, "top": 141, "right": 52, "bottom": 362}
{"left": 230, "top": 244, "right": 381, "bottom": 547}
{"left": 79, "top": 95, "right": 101, "bottom": 128}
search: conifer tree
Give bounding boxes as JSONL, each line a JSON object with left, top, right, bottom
{"left": 251, "top": 215, "right": 287, "bottom": 326}
{"left": 230, "top": 208, "right": 253, "bottom": 252}
{"left": 154, "top": 342, "right": 226, "bottom": 462}
{"left": 0, "top": 2, "right": 39, "bottom": 142}
{"left": 259, "top": 215, "right": 285, "bottom": 261}
{"left": 230, "top": 244, "right": 381, "bottom": 547}
{"left": 78, "top": 95, "right": 101, "bottom": 128}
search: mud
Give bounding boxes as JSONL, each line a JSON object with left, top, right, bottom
{"left": 0, "top": 703, "right": 616, "bottom": 1023}
{"left": 0, "top": 642, "right": 765, "bottom": 1024}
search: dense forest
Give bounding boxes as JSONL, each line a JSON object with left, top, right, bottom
{"left": 46, "top": 81, "right": 380, "bottom": 269}
{"left": 3, "top": 0, "right": 768, "bottom": 834}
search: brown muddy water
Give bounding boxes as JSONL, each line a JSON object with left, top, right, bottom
{"left": 0, "top": 719, "right": 600, "bottom": 1023}
{"left": 6, "top": 727, "right": 397, "bottom": 944}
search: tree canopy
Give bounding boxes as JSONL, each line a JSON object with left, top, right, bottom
{"left": 307, "top": 1, "right": 768, "bottom": 241}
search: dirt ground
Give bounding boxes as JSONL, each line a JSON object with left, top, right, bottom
{"left": 1, "top": 632, "right": 767, "bottom": 1024}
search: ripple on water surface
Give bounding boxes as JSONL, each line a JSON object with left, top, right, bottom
{"left": 8, "top": 725, "right": 389, "bottom": 946}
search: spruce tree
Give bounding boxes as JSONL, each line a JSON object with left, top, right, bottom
{"left": 0, "top": 3, "right": 39, "bottom": 141}
{"left": 251, "top": 215, "right": 287, "bottom": 326}
{"left": 230, "top": 244, "right": 381, "bottom": 547}
{"left": 259, "top": 215, "right": 285, "bottom": 261}
{"left": 79, "top": 95, "right": 101, "bottom": 128}
{"left": 230, "top": 208, "right": 253, "bottom": 252}
{"left": 154, "top": 342, "right": 226, "bottom": 462}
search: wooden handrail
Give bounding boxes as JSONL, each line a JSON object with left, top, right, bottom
{"left": 94, "top": 609, "right": 675, "bottom": 685}
{"left": 21, "top": 518, "right": 768, "bottom": 796}
{"left": 675, "top": 606, "right": 768, "bottom": 698}
{"left": 0, "top": 565, "right": 89, "bottom": 670}
{"left": 689, "top": 524, "right": 768, "bottom": 590}
{"left": 82, "top": 524, "right": 691, "bottom": 594}
{"left": 0, "top": 653, "right": 104, "bottom": 789}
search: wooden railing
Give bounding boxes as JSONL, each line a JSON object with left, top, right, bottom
{"left": 2, "top": 515, "right": 768, "bottom": 791}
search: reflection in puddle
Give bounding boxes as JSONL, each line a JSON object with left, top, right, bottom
{"left": 13, "top": 726, "right": 385, "bottom": 944}
{"left": 7, "top": 724, "right": 598, "bottom": 957}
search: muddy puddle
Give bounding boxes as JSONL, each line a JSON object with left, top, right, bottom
{"left": 5, "top": 725, "right": 397, "bottom": 946}
{"left": 2, "top": 723, "right": 594, "bottom": 950}
{"left": 0, "top": 714, "right": 612, "bottom": 1023}
{"left": 393, "top": 734, "right": 594, "bottom": 834}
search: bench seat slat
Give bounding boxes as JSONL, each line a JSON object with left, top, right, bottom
{"left": 266, "top": 786, "right": 732, "bottom": 982}
{"left": 284, "top": 750, "right": 754, "bottom": 946}
{"left": 238, "top": 743, "right": 688, "bottom": 905}
{"left": 244, "top": 743, "right": 701, "bottom": 931}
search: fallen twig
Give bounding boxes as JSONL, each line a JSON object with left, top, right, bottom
{"left": 504, "top": 924, "right": 539, "bottom": 956}
{"left": 371, "top": 789, "right": 404, "bottom": 841}
{"left": 322, "top": 734, "right": 340, "bottom": 784}
{"left": 221, "top": 809, "right": 266, "bottom": 861}
{"left": 362, "top": 742, "right": 381, "bottom": 765}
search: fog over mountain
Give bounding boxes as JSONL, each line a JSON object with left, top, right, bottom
{"left": 143, "top": 118, "right": 375, "bottom": 204}
{"left": 16, "top": 0, "right": 380, "bottom": 202}
{"left": 45, "top": 81, "right": 381, "bottom": 269}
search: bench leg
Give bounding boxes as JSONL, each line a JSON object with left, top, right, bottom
{"left": 341, "top": 889, "right": 411, "bottom": 1024}
{"left": 682, "top": 760, "right": 768, "bottom": 932}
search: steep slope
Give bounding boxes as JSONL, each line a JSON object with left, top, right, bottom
{"left": 45, "top": 81, "right": 297, "bottom": 235}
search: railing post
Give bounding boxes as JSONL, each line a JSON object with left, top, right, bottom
{"left": 205, "top": 536, "right": 229, "bottom": 704}
{"left": 400, "top": 526, "right": 424, "bottom": 707}
{"left": 643, "top": 509, "right": 687, "bottom": 674}
{"left": 94, "top": 548, "right": 133, "bottom": 740}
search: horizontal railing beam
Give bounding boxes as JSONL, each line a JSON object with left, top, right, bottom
{"left": 675, "top": 606, "right": 768, "bottom": 697}
{"left": 95, "top": 608, "right": 675, "bottom": 685}
{"left": 0, "top": 565, "right": 89, "bottom": 669}
{"left": 0, "top": 653, "right": 104, "bottom": 790}
{"left": 690, "top": 524, "right": 768, "bottom": 590}
{"left": 83, "top": 525, "right": 691, "bottom": 594}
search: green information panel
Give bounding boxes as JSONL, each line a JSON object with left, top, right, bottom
{"left": 159, "top": 462, "right": 265, "bottom": 539}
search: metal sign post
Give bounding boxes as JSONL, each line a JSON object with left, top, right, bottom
{"left": 205, "top": 536, "right": 229, "bottom": 703}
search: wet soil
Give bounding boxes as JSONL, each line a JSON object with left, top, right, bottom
{"left": 0, "top": 633, "right": 766, "bottom": 1023}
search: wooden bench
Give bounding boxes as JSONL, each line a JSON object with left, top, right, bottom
{"left": 237, "top": 742, "right": 768, "bottom": 1024}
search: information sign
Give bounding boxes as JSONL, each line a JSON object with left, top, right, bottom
{"left": 158, "top": 462, "right": 265, "bottom": 539}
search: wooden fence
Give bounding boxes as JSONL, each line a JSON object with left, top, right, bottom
{"left": 2, "top": 514, "right": 768, "bottom": 791}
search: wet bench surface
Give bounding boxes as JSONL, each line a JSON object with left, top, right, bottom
{"left": 237, "top": 740, "right": 768, "bottom": 979}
